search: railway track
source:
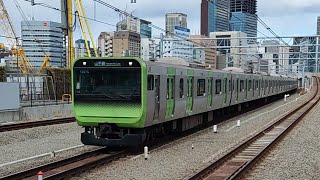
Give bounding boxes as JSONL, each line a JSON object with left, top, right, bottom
{"left": 0, "top": 117, "right": 75, "bottom": 132}
{"left": 0, "top": 148, "right": 126, "bottom": 180}
{"left": 186, "top": 77, "right": 320, "bottom": 180}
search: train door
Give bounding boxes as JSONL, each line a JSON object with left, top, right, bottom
{"left": 245, "top": 79, "right": 248, "bottom": 100}
{"left": 187, "top": 77, "right": 194, "bottom": 113}
{"left": 208, "top": 77, "right": 213, "bottom": 108}
{"left": 153, "top": 75, "right": 160, "bottom": 120}
{"left": 236, "top": 78, "right": 239, "bottom": 102}
{"left": 224, "top": 77, "right": 228, "bottom": 105}
{"left": 253, "top": 79, "right": 255, "bottom": 97}
{"left": 166, "top": 76, "right": 175, "bottom": 119}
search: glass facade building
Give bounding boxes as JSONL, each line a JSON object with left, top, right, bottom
{"left": 140, "top": 19, "right": 152, "bottom": 38}
{"left": 229, "top": 0, "right": 257, "bottom": 38}
{"left": 201, "top": 0, "right": 230, "bottom": 36}
{"left": 21, "top": 21, "right": 65, "bottom": 68}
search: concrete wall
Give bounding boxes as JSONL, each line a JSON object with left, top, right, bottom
{"left": 0, "top": 104, "right": 73, "bottom": 124}
{"left": 0, "top": 82, "right": 19, "bottom": 111}
{"left": 20, "top": 104, "right": 72, "bottom": 121}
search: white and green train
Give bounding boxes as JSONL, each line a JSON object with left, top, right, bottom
{"left": 72, "top": 57, "right": 298, "bottom": 147}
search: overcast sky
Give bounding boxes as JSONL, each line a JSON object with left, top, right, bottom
{"left": 1, "top": 0, "right": 320, "bottom": 45}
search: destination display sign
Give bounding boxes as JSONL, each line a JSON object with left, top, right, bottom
{"left": 94, "top": 61, "right": 122, "bottom": 67}
{"left": 74, "top": 59, "right": 141, "bottom": 68}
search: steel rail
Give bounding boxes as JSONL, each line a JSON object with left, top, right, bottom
{"left": 0, "top": 117, "right": 75, "bottom": 132}
{"left": 186, "top": 77, "right": 320, "bottom": 180}
{"left": 0, "top": 148, "right": 126, "bottom": 180}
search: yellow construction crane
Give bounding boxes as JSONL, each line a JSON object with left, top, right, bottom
{"left": 0, "top": 0, "right": 35, "bottom": 74}
{"left": 66, "top": 0, "right": 98, "bottom": 67}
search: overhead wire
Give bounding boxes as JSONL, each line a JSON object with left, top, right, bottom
{"left": 22, "top": 0, "right": 117, "bottom": 27}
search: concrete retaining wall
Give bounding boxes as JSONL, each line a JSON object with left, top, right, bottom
{"left": 21, "top": 104, "right": 73, "bottom": 121}
{"left": 0, "top": 104, "right": 73, "bottom": 124}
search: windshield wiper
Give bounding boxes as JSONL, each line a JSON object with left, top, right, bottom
{"left": 128, "top": 84, "right": 140, "bottom": 99}
{"left": 108, "top": 91, "right": 130, "bottom": 100}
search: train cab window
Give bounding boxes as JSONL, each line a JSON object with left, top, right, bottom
{"left": 179, "top": 78, "right": 184, "bottom": 98}
{"left": 197, "top": 79, "right": 206, "bottom": 96}
{"left": 240, "top": 80, "right": 244, "bottom": 92}
{"left": 147, "top": 75, "right": 154, "bottom": 91}
{"left": 216, "top": 79, "right": 222, "bottom": 94}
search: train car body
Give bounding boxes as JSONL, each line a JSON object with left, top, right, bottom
{"left": 72, "top": 57, "right": 298, "bottom": 147}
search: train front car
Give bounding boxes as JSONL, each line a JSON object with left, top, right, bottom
{"left": 72, "top": 57, "right": 147, "bottom": 147}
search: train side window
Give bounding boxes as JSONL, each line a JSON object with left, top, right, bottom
{"left": 197, "top": 79, "right": 206, "bottom": 96}
{"left": 147, "top": 75, "right": 154, "bottom": 91}
{"left": 216, "top": 79, "right": 222, "bottom": 94}
{"left": 256, "top": 80, "right": 259, "bottom": 90}
{"left": 240, "top": 80, "right": 244, "bottom": 92}
{"left": 179, "top": 78, "right": 184, "bottom": 98}
{"left": 249, "top": 80, "right": 252, "bottom": 90}
{"left": 229, "top": 80, "right": 232, "bottom": 92}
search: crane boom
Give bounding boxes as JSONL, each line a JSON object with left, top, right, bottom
{"left": 0, "top": 0, "right": 35, "bottom": 74}
{"left": 0, "top": 0, "right": 18, "bottom": 47}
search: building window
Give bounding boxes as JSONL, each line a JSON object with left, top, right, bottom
{"left": 197, "top": 79, "right": 205, "bottom": 96}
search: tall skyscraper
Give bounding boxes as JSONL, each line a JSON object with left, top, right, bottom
{"left": 165, "top": 13, "right": 187, "bottom": 36}
{"left": 201, "top": 0, "right": 230, "bottom": 36}
{"left": 229, "top": 0, "right": 258, "bottom": 38}
{"left": 317, "top": 16, "right": 320, "bottom": 35}
{"left": 21, "top": 21, "right": 65, "bottom": 68}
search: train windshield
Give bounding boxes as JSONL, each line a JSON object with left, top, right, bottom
{"left": 74, "top": 67, "right": 141, "bottom": 103}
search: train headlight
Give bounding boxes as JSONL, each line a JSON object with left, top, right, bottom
{"left": 129, "top": 62, "right": 133, "bottom": 66}
{"left": 83, "top": 61, "right": 87, "bottom": 66}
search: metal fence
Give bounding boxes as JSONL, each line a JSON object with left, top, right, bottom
{"left": 6, "top": 74, "right": 72, "bottom": 107}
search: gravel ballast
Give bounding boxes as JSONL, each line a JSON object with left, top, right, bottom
{"left": 0, "top": 122, "right": 99, "bottom": 177}
{"left": 249, "top": 92, "right": 320, "bottom": 179}
{"left": 76, "top": 92, "right": 314, "bottom": 180}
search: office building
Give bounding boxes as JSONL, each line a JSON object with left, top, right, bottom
{"left": 229, "top": 0, "right": 258, "bottom": 38}
{"left": 21, "top": 21, "right": 65, "bottom": 68}
{"left": 201, "top": 0, "right": 230, "bottom": 36}
{"left": 165, "top": 13, "right": 187, "bottom": 36}
{"left": 75, "top": 39, "right": 94, "bottom": 58}
{"left": 117, "top": 17, "right": 152, "bottom": 38}
{"left": 258, "top": 40, "right": 290, "bottom": 75}
{"left": 113, "top": 31, "right": 141, "bottom": 57}
{"left": 98, "top": 32, "right": 114, "bottom": 57}
{"left": 210, "top": 31, "right": 248, "bottom": 70}
{"left": 190, "top": 35, "right": 217, "bottom": 68}
{"left": 140, "top": 19, "right": 152, "bottom": 38}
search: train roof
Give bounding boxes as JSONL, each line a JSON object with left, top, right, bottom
{"left": 145, "top": 60, "right": 285, "bottom": 77}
